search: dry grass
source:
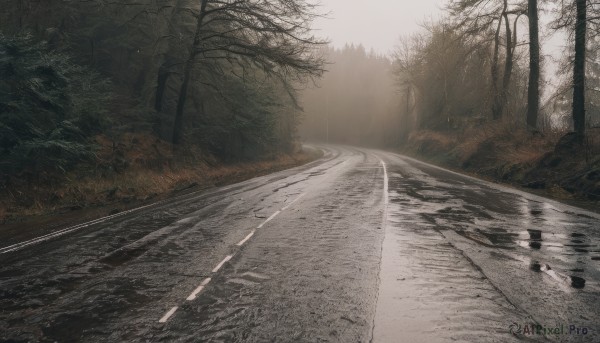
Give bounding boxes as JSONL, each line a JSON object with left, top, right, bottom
{"left": 409, "top": 130, "right": 457, "bottom": 147}
{"left": 454, "top": 122, "right": 560, "bottom": 167}
{"left": 0, "top": 136, "right": 321, "bottom": 224}
{"left": 405, "top": 122, "right": 600, "bottom": 202}
{"left": 547, "top": 184, "right": 575, "bottom": 200}
{"left": 406, "top": 123, "right": 558, "bottom": 170}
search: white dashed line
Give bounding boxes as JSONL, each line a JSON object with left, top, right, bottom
{"left": 212, "top": 255, "right": 232, "bottom": 273}
{"left": 161, "top": 191, "right": 308, "bottom": 322}
{"left": 186, "top": 278, "right": 212, "bottom": 301}
{"left": 159, "top": 306, "right": 178, "bottom": 323}
{"left": 282, "top": 192, "right": 306, "bottom": 211}
{"left": 257, "top": 210, "right": 281, "bottom": 228}
{"left": 237, "top": 230, "right": 255, "bottom": 246}
{"left": 256, "top": 192, "right": 306, "bottom": 229}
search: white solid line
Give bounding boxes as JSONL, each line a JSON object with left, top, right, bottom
{"left": 381, "top": 160, "right": 389, "bottom": 206}
{"left": 212, "top": 255, "right": 232, "bottom": 273}
{"left": 237, "top": 230, "right": 255, "bottom": 246}
{"left": 281, "top": 192, "right": 306, "bottom": 211}
{"left": 257, "top": 210, "right": 281, "bottom": 228}
{"left": 186, "top": 277, "right": 212, "bottom": 301}
{"left": 159, "top": 306, "right": 178, "bottom": 323}
{"left": 0, "top": 202, "right": 153, "bottom": 254}
{"left": 388, "top": 152, "right": 600, "bottom": 219}
{"left": 0, "top": 183, "right": 243, "bottom": 254}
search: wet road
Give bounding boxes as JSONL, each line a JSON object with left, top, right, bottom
{"left": 1, "top": 146, "right": 599, "bottom": 342}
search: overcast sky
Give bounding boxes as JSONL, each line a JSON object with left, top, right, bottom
{"left": 314, "top": 0, "right": 445, "bottom": 55}
{"left": 313, "top": 0, "right": 567, "bottom": 91}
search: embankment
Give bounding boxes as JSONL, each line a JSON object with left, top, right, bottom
{"left": 400, "top": 125, "right": 600, "bottom": 208}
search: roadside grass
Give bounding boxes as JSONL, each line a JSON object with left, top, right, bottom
{"left": 409, "top": 122, "right": 561, "bottom": 168}
{"left": 0, "top": 134, "right": 322, "bottom": 224}
{"left": 403, "top": 122, "right": 600, "bottom": 203}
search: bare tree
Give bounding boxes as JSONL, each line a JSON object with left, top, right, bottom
{"left": 393, "top": 34, "right": 426, "bottom": 130}
{"left": 170, "top": 0, "right": 326, "bottom": 145}
{"left": 527, "top": 0, "right": 540, "bottom": 130}
{"left": 394, "top": 20, "right": 494, "bottom": 131}
{"left": 448, "top": 0, "right": 525, "bottom": 120}
{"left": 498, "top": 4, "right": 525, "bottom": 121}
{"left": 573, "top": 0, "right": 587, "bottom": 139}
{"left": 549, "top": 0, "right": 600, "bottom": 137}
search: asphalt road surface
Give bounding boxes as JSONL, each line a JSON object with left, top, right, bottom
{"left": 1, "top": 146, "right": 599, "bottom": 342}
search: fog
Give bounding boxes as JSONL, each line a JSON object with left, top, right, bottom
{"left": 314, "top": 0, "right": 445, "bottom": 54}
{"left": 1, "top": 1, "right": 599, "bottom": 342}
{"left": 300, "top": 0, "right": 600, "bottom": 146}
{"left": 299, "top": 45, "right": 397, "bottom": 147}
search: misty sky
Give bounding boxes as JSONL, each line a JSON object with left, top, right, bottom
{"left": 314, "top": 0, "right": 445, "bottom": 54}
{"left": 314, "top": 0, "right": 567, "bottom": 93}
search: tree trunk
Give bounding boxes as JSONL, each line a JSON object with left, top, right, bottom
{"left": 154, "top": 64, "right": 169, "bottom": 112}
{"left": 573, "top": 0, "right": 586, "bottom": 140}
{"left": 497, "top": 10, "right": 514, "bottom": 121}
{"left": 171, "top": 0, "right": 209, "bottom": 145}
{"left": 152, "top": 0, "right": 183, "bottom": 136}
{"left": 402, "top": 85, "right": 410, "bottom": 146}
{"left": 172, "top": 59, "right": 193, "bottom": 145}
{"left": 526, "top": 0, "right": 540, "bottom": 130}
{"left": 491, "top": 11, "right": 503, "bottom": 120}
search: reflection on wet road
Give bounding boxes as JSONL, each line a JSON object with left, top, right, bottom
{"left": 375, "top": 154, "right": 600, "bottom": 342}
{"left": 1, "top": 146, "right": 598, "bottom": 342}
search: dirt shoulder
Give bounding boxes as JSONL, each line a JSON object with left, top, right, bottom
{"left": 398, "top": 126, "right": 600, "bottom": 212}
{"left": 0, "top": 146, "right": 323, "bottom": 246}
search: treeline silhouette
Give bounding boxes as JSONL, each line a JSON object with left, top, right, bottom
{"left": 300, "top": 45, "right": 397, "bottom": 147}
{"left": 303, "top": 1, "right": 600, "bottom": 149}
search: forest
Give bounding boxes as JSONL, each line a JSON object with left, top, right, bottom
{"left": 1, "top": 0, "right": 599, "bottom": 222}
{"left": 302, "top": 0, "right": 600, "bottom": 139}
{"left": 0, "top": 0, "right": 325, "bottom": 220}
{"left": 300, "top": 0, "right": 600, "bottom": 201}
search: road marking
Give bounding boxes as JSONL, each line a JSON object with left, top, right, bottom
{"left": 0, "top": 203, "right": 156, "bottom": 254}
{"left": 282, "top": 192, "right": 306, "bottom": 211}
{"left": 257, "top": 210, "right": 281, "bottom": 228}
{"left": 161, "top": 191, "right": 309, "bottom": 320}
{"left": 186, "top": 277, "right": 212, "bottom": 301}
{"left": 212, "top": 255, "right": 232, "bottom": 273}
{"left": 255, "top": 192, "right": 306, "bottom": 229}
{"left": 381, "top": 160, "right": 389, "bottom": 206}
{"left": 237, "top": 230, "right": 255, "bottom": 246}
{"left": 159, "top": 306, "right": 178, "bottom": 323}
{"left": 388, "top": 152, "right": 600, "bottom": 219}
{"left": 372, "top": 157, "right": 390, "bottom": 339}
{"left": 0, "top": 184, "right": 243, "bottom": 255}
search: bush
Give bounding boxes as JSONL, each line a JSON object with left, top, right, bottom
{"left": 0, "top": 33, "right": 113, "bottom": 184}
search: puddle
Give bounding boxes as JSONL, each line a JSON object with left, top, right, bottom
{"left": 529, "top": 241, "right": 542, "bottom": 249}
{"left": 570, "top": 276, "right": 586, "bottom": 289}
{"left": 527, "top": 229, "right": 542, "bottom": 240}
